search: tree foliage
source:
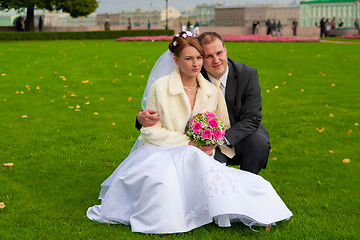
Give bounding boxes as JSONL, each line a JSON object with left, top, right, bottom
{"left": 0, "top": 0, "right": 99, "bottom": 31}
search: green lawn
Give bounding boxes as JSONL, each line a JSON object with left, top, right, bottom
{"left": 0, "top": 39, "right": 359, "bottom": 239}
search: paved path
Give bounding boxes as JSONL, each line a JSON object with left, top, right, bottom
{"left": 319, "top": 40, "right": 360, "bottom": 44}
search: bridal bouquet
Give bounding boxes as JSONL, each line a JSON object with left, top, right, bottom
{"left": 186, "top": 112, "right": 226, "bottom": 147}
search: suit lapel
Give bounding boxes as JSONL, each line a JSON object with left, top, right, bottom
{"left": 225, "top": 61, "right": 238, "bottom": 125}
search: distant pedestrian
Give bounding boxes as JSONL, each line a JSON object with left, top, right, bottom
{"left": 276, "top": 20, "right": 282, "bottom": 36}
{"left": 189, "top": 24, "right": 194, "bottom": 33}
{"left": 187, "top": 20, "right": 191, "bottom": 30}
{"left": 252, "top": 20, "right": 259, "bottom": 34}
{"left": 271, "top": 19, "right": 277, "bottom": 36}
{"left": 194, "top": 20, "right": 200, "bottom": 35}
{"left": 128, "top": 18, "right": 132, "bottom": 30}
{"left": 266, "top": 19, "right": 272, "bottom": 35}
{"left": 338, "top": 19, "right": 344, "bottom": 28}
{"left": 320, "top": 17, "right": 326, "bottom": 38}
{"left": 38, "top": 16, "right": 43, "bottom": 32}
{"left": 147, "top": 19, "right": 151, "bottom": 29}
{"left": 355, "top": 18, "right": 359, "bottom": 29}
{"left": 181, "top": 22, "right": 186, "bottom": 31}
{"left": 325, "top": 18, "right": 331, "bottom": 37}
{"left": 104, "top": 19, "right": 110, "bottom": 31}
{"left": 16, "top": 16, "right": 24, "bottom": 32}
{"left": 292, "top": 19, "right": 298, "bottom": 36}
{"left": 331, "top": 17, "right": 336, "bottom": 29}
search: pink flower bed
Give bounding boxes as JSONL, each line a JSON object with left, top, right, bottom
{"left": 117, "top": 34, "right": 319, "bottom": 42}
{"left": 344, "top": 34, "right": 360, "bottom": 39}
{"left": 222, "top": 34, "right": 318, "bottom": 42}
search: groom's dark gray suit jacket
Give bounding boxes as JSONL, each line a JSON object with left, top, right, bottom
{"left": 201, "top": 58, "right": 269, "bottom": 156}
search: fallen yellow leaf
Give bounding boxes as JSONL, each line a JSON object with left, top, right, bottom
{"left": 93, "top": 112, "right": 99, "bottom": 115}
{"left": 21, "top": 115, "right": 28, "bottom": 118}
{"left": 355, "top": 123, "right": 359, "bottom": 126}
{"left": 300, "top": 89, "right": 304, "bottom": 92}
{"left": 0, "top": 202, "right": 5, "bottom": 208}
{"left": 2, "top": 163, "right": 14, "bottom": 167}
{"left": 112, "top": 122, "right": 116, "bottom": 126}
{"left": 331, "top": 83, "right": 336, "bottom": 87}
{"left": 329, "top": 113, "right": 334, "bottom": 117}
{"left": 342, "top": 158, "right": 350, "bottom": 163}
{"left": 266, "top": 225, "right": 271, "bottom": 232}
{"left": 128, "top": 97, "right": 133, "bottom": 101}
{"left": 81, "top": 80, "right": 89, "bottom": 83}
{"left": 128, "top": 73, "right": 132, "bottom": 76}
{"left": 316, "top": 128, "right": 324, "bottom": 133}
{"left": 272, "top": 157, "right": 277, "bottom": 160}
{"left": 347, "top": 129, "right": 352, "bottom": 134}
{"left": 329, "top": 150, "right": 335, "bottom": 154}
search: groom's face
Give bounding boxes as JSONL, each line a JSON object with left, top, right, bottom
{"left": 202, "top": 39, "right": 228, "bottom": 79}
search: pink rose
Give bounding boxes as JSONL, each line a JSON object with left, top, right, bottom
{"left": 189, "top": 119, "right": 194, "bottom": 127}
{"left": 206, "top": 112, "right": 217, "bottom": 119}
{"left": 192, "top": 121, "right": 202, "bottom": 135}
{"left": 213, "top": 129, "right": 222, "bottom": 141}
{"left": 201, "top": 129, "right": 213, "bottom": 140}
{"left": 208, "top": 118, "right": 219, "bottom": 128}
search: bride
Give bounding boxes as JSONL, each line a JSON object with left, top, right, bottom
{"left": 86, "top": 31, "right": 292, "bottom": 234}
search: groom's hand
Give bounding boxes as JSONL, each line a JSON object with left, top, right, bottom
{"left": 199, "top": 145, "right": 217, "bottom": 156}
{"left": 137, "top": 109, "right": 160, "bottom": 127}
{"left": 189, "top": 141, "right": 216, "bottom": 156}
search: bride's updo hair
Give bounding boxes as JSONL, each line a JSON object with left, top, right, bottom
{"left": 169, "top": 31, "right": 204, "bottom": 57}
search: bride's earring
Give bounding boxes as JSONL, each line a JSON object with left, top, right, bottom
{"left": 176, "top": 65, "right": 180, "bottom": 73}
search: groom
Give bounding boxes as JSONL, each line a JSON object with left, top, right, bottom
{"left": 136, "top": 32, "right": 270, "bottom": 174}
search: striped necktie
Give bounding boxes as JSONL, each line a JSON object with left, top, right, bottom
{"left": 214, "top": 79, "right": 236, "bottom": 158}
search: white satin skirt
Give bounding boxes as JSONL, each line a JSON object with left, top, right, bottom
{"left": 87, "top": 144, "right": 292, "bottom": 234}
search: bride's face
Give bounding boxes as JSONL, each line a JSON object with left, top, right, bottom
{"left": 174, "top": 46, "right": 203, "bottom": 80}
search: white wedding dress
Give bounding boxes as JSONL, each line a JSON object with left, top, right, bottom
{"left": 87, "top": 143, "right": 292, "bottom": 234}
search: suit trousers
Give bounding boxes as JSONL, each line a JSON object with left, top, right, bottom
{"left": 214, "top": 124, "right": 270, "bottom": 174}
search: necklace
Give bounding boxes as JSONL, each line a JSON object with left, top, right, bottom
{"left": 183, "top": 81, "right": 198, "bottom": 91}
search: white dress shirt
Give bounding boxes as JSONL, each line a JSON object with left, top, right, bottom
{"left": 207, "top": 66, "right": 232, "bottom": 146}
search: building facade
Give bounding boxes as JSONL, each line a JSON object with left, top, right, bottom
{"left": 215, "top": 5, "right": 300, "bottom": 27}
{"left": 195, "top": 4, "right": 216, "bottom": 26}
{"left": 299, "top": 0, "right": 360, "bottom": 27}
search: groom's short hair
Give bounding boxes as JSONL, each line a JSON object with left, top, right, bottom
{"left": 198, "top": 32, "right": 224, "bottom": 46}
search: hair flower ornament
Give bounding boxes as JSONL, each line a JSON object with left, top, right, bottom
{"left": 173, "top": 41, "right": 177, "bottom": 47}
